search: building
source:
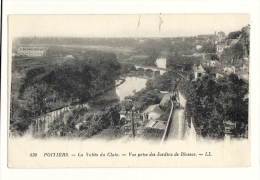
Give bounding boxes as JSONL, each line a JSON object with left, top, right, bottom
{"left": 236, "top": 70, "right": 249, "bottom": 81}
{"left": 159, "top": 93, "right": 172, "bottom": 106}
{"left": 120, "top": 122, "right": 144, "bottom": 135}
{"left": 216, "top": 44, "right": 226, "bottom": 53}
{"left": 216, "top": 73, "right": 224, "bottom": 79}
{"left": 195, "top": 44, "right": 202, "bottom": 50}
{"left": 143, "top": 104, "right": 163, "bottom": 121}
{"left": 206, "top": 60, "right": 220, "bottom": 67}
{"left": 223, "top": 120, "right": 236, "bottom": 142}
{"left": 194, "top": 64, "right": 206, "bottom": 80}
{"left": 65, "top": 55, "right": 75, "bottom": 59}
{"left": 75, "top": 123, "right": 84, "bottom": 131}
{"left": 216, "top": 37, "right": 239, "bottom": 54}
{"left": 16, "top": 47, "right": 48, "bottom": 57}
{"left": 119, "top": 110, "right": 142, "bottom": 125}
{"left": 223, "top": 66, "right": 236, "bottom": 75}
{"left": 155, "top": 57, "right": 167, "bottom": 69}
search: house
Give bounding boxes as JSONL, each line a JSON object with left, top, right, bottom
{"left": 194, "top": 64, "right": 206, "bottom": 80}
{"left": 120, "top": 122, "right": 143, "bottom": 135}
{"left": 119, "top": 110, "right": 142, "bottom": 125}
{"left": 65, "top": 55, "right": 74, "bottom": 59}
{"left": 205, "top": 60, "right": 217, "bottom": 67}
{"left": 143, "top": 104, "right": 163, "bottom": 121}
{"left": 16, "top": 47, "right": 48, "bottom": 57}
{"left": 216, "top": 44, "right": 226, "bottom": 53}
{"left": 119, "top": 110, "right": 127, "bottom": 120}
{"left": 223, "top": 66, "right": 236, "bottom": 75}
{"left": 243, "top": 93, "right": 249, "bottom": 102}
{"left": 75, "top": 123, "right": 83, "bottom": 131}
{"left": 236, "top": 70, "right": 249, "bottom": 81}
{"left": 196, "top": 44, "right": 202, "bottom": 50}
{"left": 159, "top": 93, "right": 172, "bottom": 106}
{"left": 216, "top": 73, "right": 224, "bottom": 79}
{"left": 217, "top": 38, "right": 239, "bottom": 54}
{"left": 155, "top": 57, "right": 167, "bottom": 69}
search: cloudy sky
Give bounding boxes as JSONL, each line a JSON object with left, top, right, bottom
{"left": 9, "top": 14, "right": 250, "bottom": 38}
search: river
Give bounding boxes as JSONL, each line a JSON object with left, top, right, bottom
{"left": 116, "top": 76, "right": 147, "bottom": 101}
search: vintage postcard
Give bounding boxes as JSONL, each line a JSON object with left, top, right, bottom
{"left": 8, "top": 14, "right": 250, "bottom": 168}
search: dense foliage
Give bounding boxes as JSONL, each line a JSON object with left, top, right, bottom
{"left": 166, "top": 55, "right": 201, "bottom": 71}
{"left": 122, "top": 89, "right": 161, "bottom": 112}
{"left": 179, "top": 74, "right": 248, "bottom": 139}
{"left": 200, "top": 42, "right": 216, "bottom": 53}
{"left": 227, "top": 31, "right": 241, "bottom": 39}
{"left": 42, "top": 103, "right": 121, "bottom": 139}
{"left": 221, "top": 25, "right": 250, "bottom": 64}
{"left": 220, "top": 42, "right": 244, "bottom": 64}
{"left": 11, "top": 50, "right": 121, "bottom": 135}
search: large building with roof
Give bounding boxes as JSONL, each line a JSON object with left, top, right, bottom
{"left": 143, "top": 104, "right": 163, "bottom": 121}
{"left": 16, "top": 47, "right": 48, "bottom": 57}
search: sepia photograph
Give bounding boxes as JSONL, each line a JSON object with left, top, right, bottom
{"left": 8, "top": 14, "right": 251, "bottom": 168}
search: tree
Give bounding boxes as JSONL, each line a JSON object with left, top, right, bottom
{"left": 200, "top": 42, "right": 216, "bottom": 53}
{"left": 227, "top": 31, "right": 241, "bottom": 39}
{"left": 184, "top": 74, "right": 248, "bottom": 139}
{"left": 12, "top": 50, "right": 122, "bottom": 136}
{"left": 220, "top": 42, "right": 243, "bottom": 64}
{"left": 217, "top": 31, "right": 225, "bottom": 37}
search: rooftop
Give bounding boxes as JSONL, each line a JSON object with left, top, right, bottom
{"left": 145, "top": 120, "right": 166, "bottom": 130}
{"left": 194, "top": 64, "right": 206, "bottom": 73}
{"left": 143, "top": 104, "right": 162, "bottom": 115}
{"left": 160, "top": 93, "right": 172, "bottom": 106}
{"left": 18, "top": 47, "right": 48, "bottom": 50}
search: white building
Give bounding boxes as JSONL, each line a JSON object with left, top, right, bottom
{"left": 155, "top": 57, "right": 167, "bottom": 69}
{"left": 17, "top": 47, "right": 48, "bottom": 57}
{"left": 196, "top": 44, "right": 202, "bottom": 50}
{"left": 194, "top": 64, "right": 206, "bottom": 80}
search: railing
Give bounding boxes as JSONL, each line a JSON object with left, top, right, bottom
{"left": 160, "top": 100, "right": 174, "bottom": 145}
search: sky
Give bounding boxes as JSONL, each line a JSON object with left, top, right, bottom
{"left": 9, "top": 14, "right": 250, "bottom": 38}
